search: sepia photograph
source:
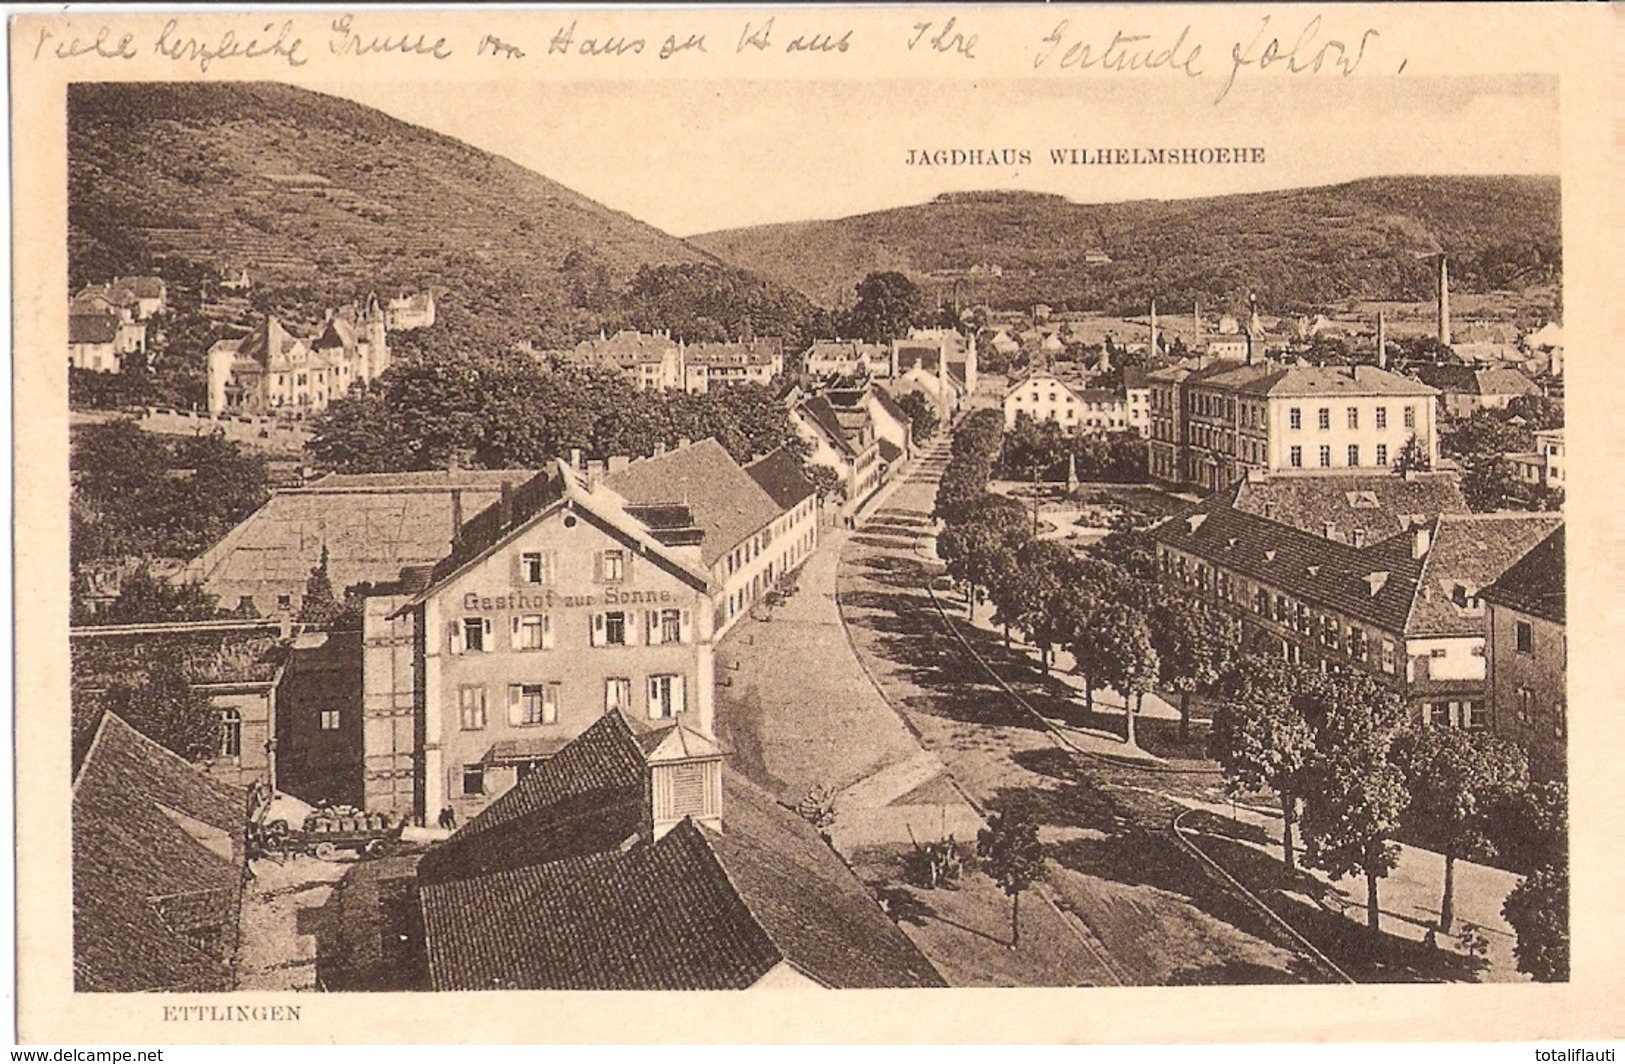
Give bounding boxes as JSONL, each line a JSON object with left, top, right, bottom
{"left": 13, "top": 2, "right": 1624, "bottom": 1047}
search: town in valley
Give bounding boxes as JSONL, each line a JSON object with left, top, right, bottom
{"left": 65, "top": 81, "right": 1568, "bottom": 994}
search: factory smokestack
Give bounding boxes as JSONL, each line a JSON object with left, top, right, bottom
{"left": 1437, "top": 254, "right": 1451, "bottom": 347}
{"left": 1377, "top": 311, "right": 1388, "bottom": 370}
{"left": 1149, "top": 298, "right": 1159, "bottom": 357}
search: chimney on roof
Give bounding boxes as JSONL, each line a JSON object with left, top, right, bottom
{"left": 451, "top": 489, "right": 464, "bottom": 536}
{"left": 654, "top": 442, "right": 666, "bottom": 456}
{"left": 678, "top": 437, "right": 691, "bottom": 449}
{"left": 1324, "top": 521, "right": 1338, "bottom": 541}
{"left": 1411, "top": 522, "right": 1433, "bottom": 560}
{"left": 1377, "top": 311, "right": 1389, "bottom": 370}
{"left": 1352, "top": 528, "right": 1367, "bottom": 548}
{"left": 1437, "top": 254, "right": 1452, "bottom": 347}
{"left": 570, "top": 447, "right": 582, "bottom": 471}
{"left": 499, "top": 480, "right": 514, "bottom": 528}
{"left": 608, "top": 455, "right": 631, "bottom": 474}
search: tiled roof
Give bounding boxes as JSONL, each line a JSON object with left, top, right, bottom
{"left": 1235, "top": 364, "right": 1437, "bottom": 398}
{"left": 798, "top": 396, "right": 857, "bottom": 457}
{"left": 744, "top": 448, "right": 817, "bottom": 510}
{"left": 1122, "top": 366, "right": 1154, "bottom": 391}
{"left": 1151, "top": 494, "right": 1423, "bottom": 633}
{"left": 1153, "top": 496, "right": 1561, "bottom": 637}
{"left": 1480, "top": 525, "right": 1564, "bottom": 625}
{"left": 69, "top": 313, "right": 119, "bottom": 345}
{"left": 1228, "top": 474, "right": 1469, "bottom": 545}
{"left": 1410, "top": 514, "right": 1563, "bottom": 637}
{"left": 72, "top": 715, "right": 245, "bottom": 992}
{"left": 569, "top": 331, "right": 678, "bottom": 367}
{"left": 1413, "top": 365, "right": 1539, "bottom": 397}
{"left": 181, "top": 470, "right": 528, "bottom": 605}
{"left": 113, "top": 275, "right": 166, "bottom": 299}
{"left": 77, "top": 282, "right": 139, "bottom": 308}
{"left": 685, "top": 339, "right": 782, "bottom": 367}
{"left": 893, "top": 342, "right": 942, "bottom": 374}
{"left": 235, "top": 316, "right": 310, "bottom": 372}
{"left": 606, "top": 439, "right": 785, "bottom": 568}
{"left": 868, "top": 385, "right": 911, "bottom": 429}
{"left": 806, "top": 340, "right": 888, "bottom": 362}
{"left": 418, "top": 713, "right": 943, "bottom": 990}
{"left": 947, "top": 363, "right": 967, "bottom": 387}
{"left": 427, "top": 470, "right": 568, "bottom": 586}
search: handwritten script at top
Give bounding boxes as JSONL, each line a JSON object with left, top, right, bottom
{"left": 28, "top": 12, "right": 1400, "bottom": 99}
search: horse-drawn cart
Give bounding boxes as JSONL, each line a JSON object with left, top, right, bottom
{"left": 247, "top": 785, "right": 404, "bottom": 861}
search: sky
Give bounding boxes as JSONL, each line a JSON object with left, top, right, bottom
{"left": 331, "top": 73, "right": 1557, "bottom": 237}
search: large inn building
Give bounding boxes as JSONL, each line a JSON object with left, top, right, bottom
{"left": 1147, "top": 359, "right": 1439, "bottom": 492}
{"left": 359, "top": 445, "right": 818, "bottom": 823}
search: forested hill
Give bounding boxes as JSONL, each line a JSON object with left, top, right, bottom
{"left": 691, "top": 177, "right": 1561, "bottom": 314}
{"left": 68, "top": 82, "right": 825, "bottom": 349}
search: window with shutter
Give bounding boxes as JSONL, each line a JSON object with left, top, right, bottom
{"left": 590, "top": 613, "right": 606, "bottom": 647}
{"left": 605, "top": 677, "right": 631, "bottom": 712}
{"left": 450, "top": 620, "right": 465, "bottom": 655}
{"left": 542, "top": 614, "right": 555, "bottom": 650}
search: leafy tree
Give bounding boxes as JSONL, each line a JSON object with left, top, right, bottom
{"left": 1391, "top": 725, "right": 1528, "bottom": 931}
{"left": 1503, "top": 862, "right": 1569, "bottom": 981}
{"left": 90, "top": 653, "right": 221, "bottom": 765}
{"left": 93, "top": 567, "right": 222, "bottom": 626}
{"left": 1208, "top": 656, "right": 1316, "bottom": 870}
{"left": 1393, "top": 435, "right": 1433, "bottom": 474}
{"left": 1297, "top": 671, "right": 1410, "bottom": 936}
{"left": 298, "top": 545, "right": 346, "bottom": 629}
{"left": 938, "top": 497, "right": 1031, "bottom": 618}
{"left": 1504, "top": 394, "right": 1564, "bottom": 431}
{"left": 1072, "top": 601, "right": 1159, "bottom": 745}
{"left": 802, "top": 463, "right": 845, "bottom": 504}
{"left": 1150, "top": 594, "right": 1238, "bottom": 739}
{"left": 839, "top": 271, "right": 929, "bottom": 343}
{"left": 894, "top": 389, "right": 940, "bottom": 444}
{"left": 1090, "top": 523, "right": 1159, "bottom": 581}
{"left": 1486, "top": 781, "right": 1567, "bottom": 874}
{"left": 989, "top": 539, "right": 1075, "bottom": 668}
{"left": 1460, "top": 455, "right": 1520, "bottom": 512}
{"left": 71, "top": 419, "right": 270, "bottom": 564}
{"left": 976, "top": 803, "right": 1047, "bottom": 948}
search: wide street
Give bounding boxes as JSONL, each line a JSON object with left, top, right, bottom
{"left": 717, "top": 423, "right": 1525, "bottom": 986}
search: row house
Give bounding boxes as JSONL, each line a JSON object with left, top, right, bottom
{"left": 1481, "top": 526, "right": 1566, "bottom": 781}
{"left": 557, "top": 330, "right": 683, "bottom": 391}
{"left": 1151, "top": 494, "right": 1561, "bottom": 736}
{"left": 804, "top": 340, "right": 893, "bottom": 379}
{"left": 682, "top": 339, "right": 784, "bottom": 393}
{"left": 1148, "top": 359, "right": 1439, "bottom": 492}
{"left": 1002, "top": 373, "right": 1135, "bottom": 434}
{"left": 1413, "top": 365, "right": 1542, "bottom": 420}
{"left": 205, "top": 303, "right": 389, "bottom": 417}
{"left": 792, "top": 394, "right": 885, "bottom": 516}
{"left": 825, "top": 386, "right": 913, "bottom": 468}
{"left": 603, "top": 439, "right": 819, "bottom": 636}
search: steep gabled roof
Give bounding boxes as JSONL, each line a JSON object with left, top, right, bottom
{"left": 1410, "top": 513, "right": 1563, "bottom": 637}
{"left": 72, "top": 715, "right": 246, "bottom": 992}
{"left": 410, "top": 463, "right": 713, "bottom": 606}
{"left": 744, "top": 448, "right": 817, "bottom": 510}
{"left": 1480, "top": 524, "right": 1564, "bottom": 625}
{"left": 113, "top": 275, "right": 167, "bottom": 299}
{"left": 797, "top": 396, "right": 857, "bottom": 457}
{"left": 605, "top": 440, "right": 784, "bottom": 568}
{"left": 69, "top": 313, "right": 119, "bottom": 345}
{"left": 417, "top": 713, "right": 944, "bottom": 990}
